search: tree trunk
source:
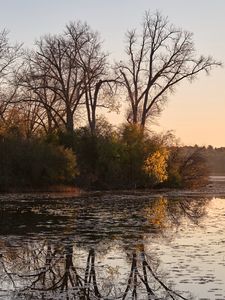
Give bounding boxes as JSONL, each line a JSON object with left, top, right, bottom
{"left": 66, "top": 109, "right": 74, "bottom": 133}
{"left": 90, "top": 107, "right": 96, "bottom": 135}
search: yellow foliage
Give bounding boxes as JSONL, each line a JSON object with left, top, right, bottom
{"left": 136, "top": 243, "right": 145, "bottom": 252}
{"left": 144, "top": 198, "right": 168, "bottom": 228}
{"left": 143, "top": 149, "right": 169, "bottom": 183}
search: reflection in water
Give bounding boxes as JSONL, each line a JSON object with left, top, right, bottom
{"left": 1, "top": 241, "right": 189, "bottom": 299}
{"left": 144, "top": 197, "right": 206, "bottom": 230}
{"left": 0, "top": 194, "right": 211, "bottom": 299}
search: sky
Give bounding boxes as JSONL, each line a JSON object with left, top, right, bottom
{"left": 0, "top": 0, "right": 224, "bottom": 146}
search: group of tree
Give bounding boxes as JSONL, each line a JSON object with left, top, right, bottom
{"left": 0, "top": 11, "right": 220, "bottom": 191}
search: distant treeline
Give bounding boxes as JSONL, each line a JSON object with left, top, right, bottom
{"left": 180, "top": 146, "right": 225, "bottom": 176}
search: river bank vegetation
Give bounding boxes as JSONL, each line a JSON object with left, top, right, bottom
{"left": 0, "top": 11, "right": 221, "bottom": 191}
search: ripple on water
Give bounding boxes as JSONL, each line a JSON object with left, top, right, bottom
{"left": 0, "top": 194, "right": 225, "bottom": 299}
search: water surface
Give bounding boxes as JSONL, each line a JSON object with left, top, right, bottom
{"left": 0, "top": 192, "right": 225, "bottom": 299}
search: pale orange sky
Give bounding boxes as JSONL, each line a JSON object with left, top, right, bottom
{"left": 0, "top": 0, "right": 224, "bottom": 146}
{"left": 153, "top": 69, "right": 225, "bottom": 147}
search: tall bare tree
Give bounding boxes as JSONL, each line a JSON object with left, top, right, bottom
{"left": 18, "top": 22, "right": 117, "bottom": 135}
{"left": 118, "top": 11, "right": 221, "bottom": 127}
{"left": 0, "top": 29, "right": 22, "bottom": 123}
{"left": 18, "top": 62, "right": 66, "bottom": 135}
{"left": 28, "top": 30, "right": 86, "bottom": 133}
{"left": 66, "top": 22, "right": 117, "bottom": 134}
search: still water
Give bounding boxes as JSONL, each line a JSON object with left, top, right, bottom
{"left": 0, "top": 192, "right": 225, "bottom": 299}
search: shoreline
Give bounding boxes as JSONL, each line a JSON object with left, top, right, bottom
{"left": 0, "top": 181, "right": 225, "bottom": 199}
{"left": 0, "top": 185, "right": 81, "bottom": 194}
{"left": 1, "top": 175, "right": 225, "bottom": 198}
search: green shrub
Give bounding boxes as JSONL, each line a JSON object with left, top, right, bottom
{"left": 0, "top": 136, "right": 78, "bottom": 189}
{"left": 73, "top": 123, "right": 169, "bottom": 189}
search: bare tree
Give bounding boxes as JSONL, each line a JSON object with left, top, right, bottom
{"left": 18, "top": 21, "right": 117, "bottom": 136}
{"left": 83, "top": 73, "right": 118, "bottom": 135}
{"left": 66, "top": 22, "right": 114, "bottom": 135}
{"left": 0, "top": 29, "right": 21, "bottom": 82}
{"left": 77, "top": 38, "right": 117, "bottom": 134}
{"left": 0, "top": 101, "right": 45, "bottom": 137}
{"left": 17, "top": 23, "right": 89, "bottom": 134}
{"left": 28, "top": 31, "right": 85, "bottom": 134}
{"left": 118, "top": 11, "right": 221, "bottom": 127}
{"left": 0, "top": 29, "right": 22, "bottom": 123}
{"left": 17, "top": 61, "right": 67, "bottom": 135}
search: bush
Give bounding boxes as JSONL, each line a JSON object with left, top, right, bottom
{"left": 143, "top": 149, "right": 169, "bottom": 185}
{"left": 73, "top": 123, "right": 170, "bottom": 189}
{"left": 165, "top": 147, "right": 209, "bottom": 188}
{"left": 0, "top": 135, "right": 78, "bottom": 189}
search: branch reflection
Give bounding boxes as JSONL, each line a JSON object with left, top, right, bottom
{"left": 0, "top": 194, "right": 210, "bottom": 299}
{"left": 0, "top": 241, "right": 192, "bottom": 299}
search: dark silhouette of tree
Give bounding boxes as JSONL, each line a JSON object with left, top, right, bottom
{"left": 17, "top": 69, "right": 65, "bottom": 135}
{"left": 17, "top": 22, "right": 117, "bottom": 136}
{"left": 118, "top": 11, "right": 221, "bottom": 127}
{"left": 0, "top": 100, "right": 46, "bottom": 138}
{"left": 0, "top": 29, "right": 22, "bottom": 125}
{"left": 21, "top": 26, "right": 87, "bottom": 134}
{"left": 167, "top": 146, "right": 209, "bottom": 188}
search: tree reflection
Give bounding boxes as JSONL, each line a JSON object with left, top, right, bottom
{"left": 144, "top": 196, "right": 208, "bottom": 231}
{"left": 66, "top": 195, "right": 210, "bottom": 251}
{"left": 0, "top": 240, "right": 191, "bottom": 299}
{"left": 0, "top": 194, "right": 210, "bottom": 299}
{"left": 122, "top": 247, "right": 190, "bottom": 300}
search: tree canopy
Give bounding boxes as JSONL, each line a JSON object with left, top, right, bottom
{"left": 118, "top": 11, "right": 221, "bottom": 127}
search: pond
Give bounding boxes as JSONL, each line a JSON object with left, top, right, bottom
{"left": 0, "top": 192, "right": 225, "bottom": 299}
